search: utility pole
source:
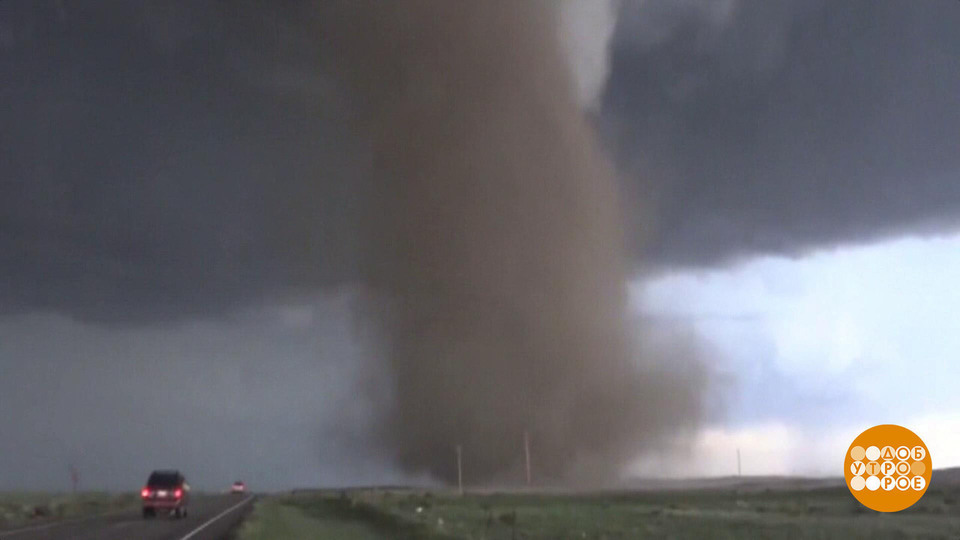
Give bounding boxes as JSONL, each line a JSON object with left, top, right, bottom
{"left": 737, "top": 448, "right": 742, "bottom": 477}
{"left": 69, "top": 464, "right": 79, "bottom": 493}
{"left": 524, "top": 430, "right": 531, "bottom": 487}
{"left": 456, "top": 445, "right": 463, "bottom": 496}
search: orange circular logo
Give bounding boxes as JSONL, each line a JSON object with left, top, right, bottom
{"left": 844, "top": 424, "right": 931, "bottom": 512}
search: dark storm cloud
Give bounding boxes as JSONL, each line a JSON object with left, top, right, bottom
{"left": 0, "top": 1, "right": 358, "bottom": 322}
{"left": 1, "top": 0, "right": 959, "bottom": 320}
{"left": 603, "top": 0, "right": 960, "bottom": 270}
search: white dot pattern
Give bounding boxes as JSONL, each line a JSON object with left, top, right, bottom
{"left": 850, "top": 444, "right": 927, "bottom": 492}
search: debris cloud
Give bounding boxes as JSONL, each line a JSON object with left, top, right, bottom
{"left": 320, "top": 0, "right": 704, "bottom": 485}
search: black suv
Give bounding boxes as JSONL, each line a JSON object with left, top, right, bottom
{"left": 141, "top": 470, "right": 190, "bottom": 518}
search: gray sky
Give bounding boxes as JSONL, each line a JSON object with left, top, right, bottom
{"left": 1, "top": 0, "right": 959, "bottom": 490}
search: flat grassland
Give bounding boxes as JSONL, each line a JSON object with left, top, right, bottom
{"left": 239, "top": 482, "right": 960, "bottom": 539}
{"left": 0, "top": 492, "right": 140, "bottom": 529}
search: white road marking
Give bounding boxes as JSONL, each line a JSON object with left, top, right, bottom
{"left": 179, "top": 496, "right": 254, "bottom": 540}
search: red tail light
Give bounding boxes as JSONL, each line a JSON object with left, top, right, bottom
{"left": 174, "top": 488, "right": 183, "bottom": 499}
{"left": 141, "top": 487, "right": 150, "bottom": 498}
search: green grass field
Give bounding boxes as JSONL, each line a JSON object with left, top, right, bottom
{"left": 239, "top": 485, "right": 960, "bottom": 539}
{"left": 0, "top": 492, "right": 140, "bottom": 529}
{"left": 236, "top": 498, "right": 385, "bottom": 540}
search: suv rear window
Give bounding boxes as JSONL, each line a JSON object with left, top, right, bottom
{"left": 147, "top": 472, "right": 181, "bottom": 487}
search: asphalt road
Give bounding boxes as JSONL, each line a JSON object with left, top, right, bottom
{"left": 0, "top": 494, "right": 254, "bottom": 540}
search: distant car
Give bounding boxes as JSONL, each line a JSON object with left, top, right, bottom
{"left": 230, "top": 481, "right": 246, "bottom": 494}
{"left": 141, "top": 470, "right": 190, "bottom": 518}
